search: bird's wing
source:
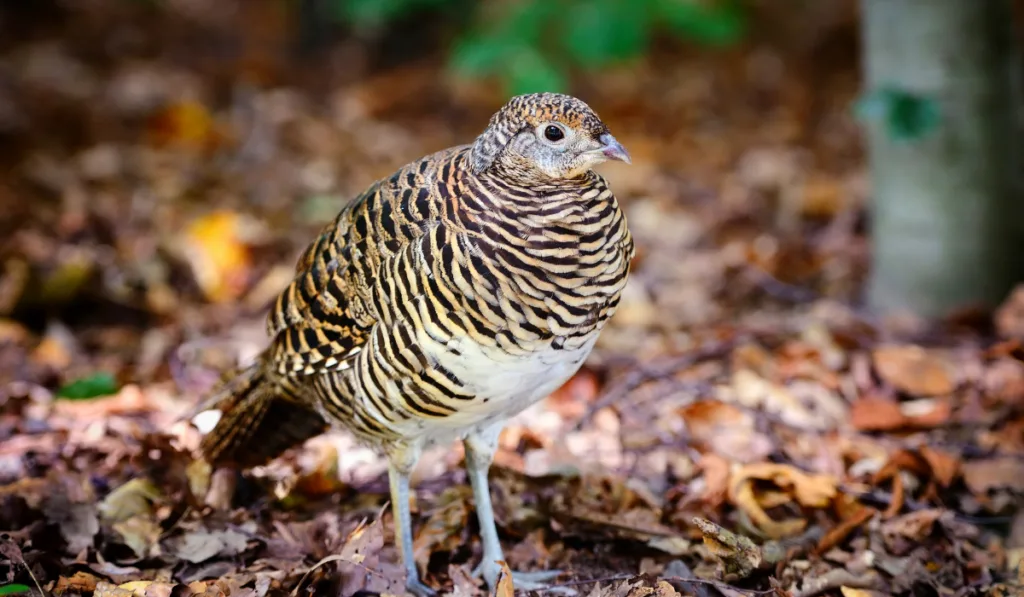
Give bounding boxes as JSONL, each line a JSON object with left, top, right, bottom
{"left": 264, "top": 146, "right": 466, "bottom": 376}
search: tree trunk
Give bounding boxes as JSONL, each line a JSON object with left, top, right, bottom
{"left": 861, "top": 0, "right": 1022, "bottom": 318}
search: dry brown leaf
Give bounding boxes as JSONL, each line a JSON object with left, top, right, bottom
{"left": 851, "top": 395, "right": 951, "bottom": 431}
{"left": 963, "top": 458, "right": 1024, "bottom": 494}
{"left": 54, "top": 571, "right": 101, "bottom": 595}
{"left": 413, "top": 485, "right": 472, "bottom": 565}
{"left": 494, "top": 560, "right": 515, "bottom": 597}
{"left": 881, "top": 509, "right": 944, "bottom": 541}
{"left": 699, "top": 453, "right": 731, "bottom": 507}
{"left": 872, "top": 345, "right": 955, "bottom": 396}
{"left": 728, "top": 463, "right": 837, "bottom": 539}
{"left": 919, "top": 446, "right": 959, "bottom": 488}
{"left": 678, "top": 400, "right": 772, "bottom": 462}
{"left": 816, "top": 505, "right": 875, "bottom": 554}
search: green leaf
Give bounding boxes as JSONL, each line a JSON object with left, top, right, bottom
{"left": 563, "top": 0, "right": 650, "bottom": 67}
{"left": 500, "top": 0, "right": 558, "bottom": 46}
{"left": 654, "top": 0, "right": 746, "bottom": 46}
{"left": 507, "top": 47, "right": 568, "bottom": 95}
{"left": 450, "top": 35, "right": 516, "bottom": 76}
{"left": 58, "top": 372, "right": 119, "bottom": 400}
{"left": 0, "top": 585, "right": 32, "bottom": 596}
{"left": 855, "top": 87, "right": 941, "bottom": 141}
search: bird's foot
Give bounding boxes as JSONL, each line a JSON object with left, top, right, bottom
{"left": 474, "top": 561, "right": 572, "bottom": 594}
{"left": 404, "top": 577, "right": 437, "bottom": 597}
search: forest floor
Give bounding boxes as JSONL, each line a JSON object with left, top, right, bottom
{"left": 1, "top": 2, "right": 1023, "bottom": 596}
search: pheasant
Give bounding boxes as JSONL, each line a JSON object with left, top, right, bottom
{"left": 197, "top": 92, "right": 634, "bottom": 595}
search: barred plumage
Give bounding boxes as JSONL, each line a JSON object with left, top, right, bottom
{"left": 197, "top": 92, "right": 633, "bottom": 595}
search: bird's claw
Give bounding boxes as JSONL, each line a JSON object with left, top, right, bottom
{"left": 473, "top": 562, "right": 571, "bottom": 594}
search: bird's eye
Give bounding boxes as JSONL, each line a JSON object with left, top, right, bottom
{"left": 543, "top": 125, "right": 565, "bottom": 142}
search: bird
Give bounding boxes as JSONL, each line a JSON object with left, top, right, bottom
{"left": 195, "top": 92, "right": 634, "bottom": 596}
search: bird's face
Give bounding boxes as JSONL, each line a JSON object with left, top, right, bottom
{"left": 473, "top": 93, "right": 631, "bottom": 181}
{"left": 509, "top": 118, "right": 631, "bottom": 180}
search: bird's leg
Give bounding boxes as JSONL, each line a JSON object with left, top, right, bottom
{"left": 464, "top": 426, "right": 563, "bottom": 592}
{"left": 387, "top": 457, "right": 436, "bottom": 597}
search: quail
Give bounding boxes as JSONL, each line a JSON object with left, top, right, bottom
{"left": 197, "top": 92, "right": 634, "bottom": 595}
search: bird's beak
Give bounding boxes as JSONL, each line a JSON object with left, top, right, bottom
{"left": 598, "top": 133, "right": 631, "bottom": 164}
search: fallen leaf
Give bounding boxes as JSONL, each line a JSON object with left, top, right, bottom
{"left": 963, "top": 458, "right": 1024, "bottom": 494}
{"left": 851, "top": 395, "right": 952, "bottom": 431}
{"left": 99, "top": 479, "right": 162, "bottom": 523}
{"left": 495, "top": 560, "right": 515, "bottom": 597}
{"left": 58, "top": 372, "right": 119, "bottom": 400}
{"left": 113, "top": 515, "right": 163, "bottom": 559}
{"left": 182, "top": 211, "right": 252, "bottom": 303}
{"left": 413, "top": 485, "right": 471, "bottom": 565}
{"left": 698, "top": 453, "right": 731, "bottom": 507}
{"left": 850, "top": 395, "right": 903, "bottom": 431}
{"left": 919, "top": 446, "right": 959, "bottom": 488}
{"left": 881, "top": 509, "right": 944, "bottom": 541}
{"left": 729, "top": 463, "right": 837, "bottom": 538}
{"left": 54, "top": 571, "right": 101, "bottom": 595}
{"left": 172, "top": 528, "right": 250, "bottom": 563}
{"left": 678, "top": 400, "right": 773, "bottom": 462}
{"left": 872, "top": 345, "right": 955, "bottom": 396}
{"left": 816, "top": 505, "right": 875, "bottom": 554}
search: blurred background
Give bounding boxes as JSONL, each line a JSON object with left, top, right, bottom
{"left": 3, "top": 0, "right": 1024, "bottom": 594}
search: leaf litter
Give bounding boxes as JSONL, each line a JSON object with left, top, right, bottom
{"left": 1, "top": 1, "right": 1023, "bottom": 596}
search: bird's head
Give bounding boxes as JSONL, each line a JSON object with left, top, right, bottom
{"left": 470, "top": 92, "right": 630, "bottom": 181}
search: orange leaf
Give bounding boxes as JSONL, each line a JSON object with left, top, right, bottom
{"left": 850, "top": 395, "right": 903, "bottom": 431}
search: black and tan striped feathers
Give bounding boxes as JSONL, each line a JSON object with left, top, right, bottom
{"left": 198, "top": 93, "right": 634, "bottom": 468}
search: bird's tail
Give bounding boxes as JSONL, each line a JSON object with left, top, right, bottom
{"left": 196, "top": 362, "right": 328, "bottom": 469}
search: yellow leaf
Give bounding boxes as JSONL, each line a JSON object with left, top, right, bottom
{"left": 183, "top": 211, "right": 252, "bottom": 303}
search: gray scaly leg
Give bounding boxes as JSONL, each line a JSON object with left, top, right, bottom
{"left": 388, "top": 460, "right": 436, "bottom": 597}
{"left": 464, "top": 426, "right": 564, "bottom": 592}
